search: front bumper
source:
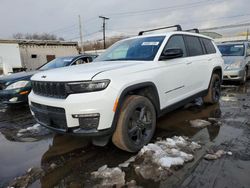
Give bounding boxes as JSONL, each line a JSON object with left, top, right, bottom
{"left": 0, "top": 89, "right": 30, "bottom": 104}
{"left": 223, "top": 69, "right": 245, "bottom": 81}
{"left": 28, "top": 86, "right": 118, "bottom": 136}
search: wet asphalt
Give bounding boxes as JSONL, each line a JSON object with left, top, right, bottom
{"left": 0, "top": 81, "right": 250, "bottom": 188}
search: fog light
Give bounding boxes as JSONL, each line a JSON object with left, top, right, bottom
{"left": 72, "top": 113, "right": 100, "bottom": 118}
{"left": 9, "top": 97, "right": 18, "bottom": 102}
{"left": 72, "top": 113, "right": 100, "bottom": 130}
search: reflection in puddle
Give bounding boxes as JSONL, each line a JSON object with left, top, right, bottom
{"left": 28, "top": 104, "right": 222, "bottom": 188}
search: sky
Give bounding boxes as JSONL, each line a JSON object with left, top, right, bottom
{"left": 0, "top": 0, "right": 249, "bottom": 41}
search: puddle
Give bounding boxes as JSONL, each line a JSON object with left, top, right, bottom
{"left": 1, "top": 81, "right": 250, "bottom": 187}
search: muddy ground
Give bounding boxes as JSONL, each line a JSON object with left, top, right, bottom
{"left": 0, "top": 81, "right": 250, "bottom": 188}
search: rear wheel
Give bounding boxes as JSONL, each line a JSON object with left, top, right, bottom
{"left": 203, "top": 73, "right": 221, "bottom": 104}
{"left": 112, "top": 95, "right": 156, "bottom": 152}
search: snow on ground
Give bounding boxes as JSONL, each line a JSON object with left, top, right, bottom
{"left": 17, "top": 123, "right": 51, "bottom": 139}
{"left": 91, "top": 136, "right": 202, "bottom": 186}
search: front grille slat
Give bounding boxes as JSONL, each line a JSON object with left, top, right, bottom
{"left": 32, "top": 81, "right": 67, "bottom": 99}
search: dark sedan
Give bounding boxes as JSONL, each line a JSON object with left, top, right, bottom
{"left": 0, "top": 54, "right": 97, "bottom": 104}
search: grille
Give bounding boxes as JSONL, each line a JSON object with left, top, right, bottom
{"left": 31, "top": 102, "right": 67, "bottom": 130}
{"left": 32, "top": 81, "right": 67, "bottom": 98}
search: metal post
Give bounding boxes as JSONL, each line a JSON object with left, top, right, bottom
{"left": 99, "top": 16, "right": 109, "bottom": 49}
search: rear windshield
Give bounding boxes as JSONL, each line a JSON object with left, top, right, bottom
{"left": 94, "top": 36, "right": 165, "bottom": 61}
{"left": 39, "top": 57, "right": 74, "bottom": 70}
{"left": 217, "top": 44, "right": 245, "bottom": 56}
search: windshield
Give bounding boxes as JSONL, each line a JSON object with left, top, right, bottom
{"left": 218, "top": 44, "right": 245, "bottom": 56}
{"left": 94, "top": 36, "right": 165, "bottom": 61}
{"left": 39, "top": 57, "right": 74, "bottom": 70}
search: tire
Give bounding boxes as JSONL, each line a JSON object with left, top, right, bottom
{"left": 203, "top": 73, "right": 221, "bottom": 104}
{"left": 112, "top": 95, "right": 156, "bottom": 152}
{"left": 240, "top": 68, "right": 247, "bottom": 85}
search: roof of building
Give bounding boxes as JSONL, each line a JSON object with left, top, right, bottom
{"left": 0, "top": 39, "right": 78, "bottom": 46}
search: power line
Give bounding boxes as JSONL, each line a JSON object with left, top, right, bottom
{"left": 201, "top": 22, "right": 250, "bottom": 31}
{"left": 105, "top": 0, "right": 228, "bottom": 17}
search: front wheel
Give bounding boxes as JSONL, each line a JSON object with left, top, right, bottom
{"left": 240, "top": 68, "right": 247, "bottom": 85}
{"left": 112, "top": 95, "right": 156, "bottom": 152}
{"left": 203, "top": 73, "right": 221, "bottom": 104}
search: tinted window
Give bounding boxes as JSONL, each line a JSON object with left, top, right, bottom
{"left": 184, "top": 35, "right": 203, "bottom": 56}
{"left": 217, "top": 44, "right": 245, "bottom": 56}
{"left": 202, "top": 38, "right": 216, "bottom": 54}
{"left": 163, "top": 35, "right": 187, "bottom": 57}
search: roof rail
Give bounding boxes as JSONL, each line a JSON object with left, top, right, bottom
{"left": 138, "top": 25, "right": 182, "bottom": 36}
{"left": 184, "top": 28, "right": 199, "bottom": 33}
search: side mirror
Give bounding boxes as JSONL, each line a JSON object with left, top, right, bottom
{"left": 160, "top": 48, "right": 183, "bottom": 60}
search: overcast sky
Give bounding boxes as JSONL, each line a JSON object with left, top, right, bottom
{"left": 0, "top": 0, "right": 249, "bottom": 41}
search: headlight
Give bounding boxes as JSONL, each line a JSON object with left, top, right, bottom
{"left": 5, "top": 80, "right": 30, "bottom": 90}
{"left": 227, "top": 61, "right": 243, "bottom": 69}
{"left": 67, "top": 79, "right": 110, "bottom": 93}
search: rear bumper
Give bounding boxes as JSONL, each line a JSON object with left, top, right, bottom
{"left": 223, "top": 69, "right": 245, "bottom": 81}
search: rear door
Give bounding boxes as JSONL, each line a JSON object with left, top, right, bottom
{"left": 183, "top": 35, "right": 210, "bottom": 94}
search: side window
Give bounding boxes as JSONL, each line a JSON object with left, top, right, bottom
{"left": 202, "top": 38, "right": 216, "bottom": 54}
{"left": 73, "top": 57, "right": 92, "bottom": 65}
{"left": 163, "top": 35, "right": 187, "bottom": 57}
{"left": 184, "top": 35, "right": 203, "bottom": 56}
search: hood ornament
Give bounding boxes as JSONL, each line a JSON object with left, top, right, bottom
{"left": 41, "top": 75, "right": 47, "bottom": 79}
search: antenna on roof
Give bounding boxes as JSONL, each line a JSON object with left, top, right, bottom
{"left": 138, "top": 25, "right": 182, "bottom": 36}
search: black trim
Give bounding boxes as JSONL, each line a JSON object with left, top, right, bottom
{"left": 138, "top": 25, "right": 182, "bottom": 35}
{"left": 165, "top": 85, "right": 185, "bottom": 94}
{"left": 159, "top": 89, "right": 208, "bottom": 117}
{"left": 110, "top": 82, "right": 161, "bottom": 133}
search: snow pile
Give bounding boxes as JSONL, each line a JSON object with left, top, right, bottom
{"left": 17, "top": 124, "right": 51, "bottom": 138}
{"left": 189, "top": 119, "right": 211, "bottom": 128}
{"left": 137, "top": 136, "right": 200, "bottom": 168}
{"left": 204, "top": 149, "right": 233, "bottom": 160}
{"left": 91, "top": 165, "right": 125, "bottom": 187}
{"left": 91, "top": 136, "right": 201, "bottom": 185}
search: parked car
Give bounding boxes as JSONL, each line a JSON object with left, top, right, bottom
{"left": 217, "top": 41, "right": 250, "bottom": 84}
{"left": 0, "top": 54, "right": 97, "bottom": 104}
{"left": 29, "top": 25, "right": 224, "bottom": 152}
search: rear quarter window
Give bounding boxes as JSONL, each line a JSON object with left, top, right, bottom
{"left": 201, "top": 38, "right": 216, "bottom": 54}
{"left": 184, "top": 35, "right": 203, "bottom": 56}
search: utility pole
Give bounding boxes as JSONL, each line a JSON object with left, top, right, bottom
{"left": 247, "top": 29, "right": 249, "bottom": 41}
{"left": 99, "top": 16, "right": 109, "bottom": 49}
{"left": 78, "top": 15, "right": 84, "bottom": 53}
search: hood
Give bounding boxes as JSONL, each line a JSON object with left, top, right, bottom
{"left": 31, "top": 61, "right": 145, "bottom": 82}
{"left": 222, "top": 56, "right": 245, "bottom": 64}
{"left": 0, "top": 71, "right": 39, "bottom": 84}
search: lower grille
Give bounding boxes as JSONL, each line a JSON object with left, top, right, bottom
{"left": 31, "top": 102, "right": 67, "bottom": 130}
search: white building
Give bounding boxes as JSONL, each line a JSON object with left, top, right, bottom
{"left": 0, "top": 39, "right": 78, "bottom": 75}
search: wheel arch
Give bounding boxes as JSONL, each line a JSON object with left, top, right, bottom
{"left": 111, "top": 82, "right": 161, "bottom": 132}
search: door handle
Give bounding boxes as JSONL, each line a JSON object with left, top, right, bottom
{"left": 186, "top": 62, "right": 192, "bottom": 65}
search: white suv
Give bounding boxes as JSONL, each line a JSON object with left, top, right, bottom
{"left": 29, "top": 25, "right": 224, "bottom": 152}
